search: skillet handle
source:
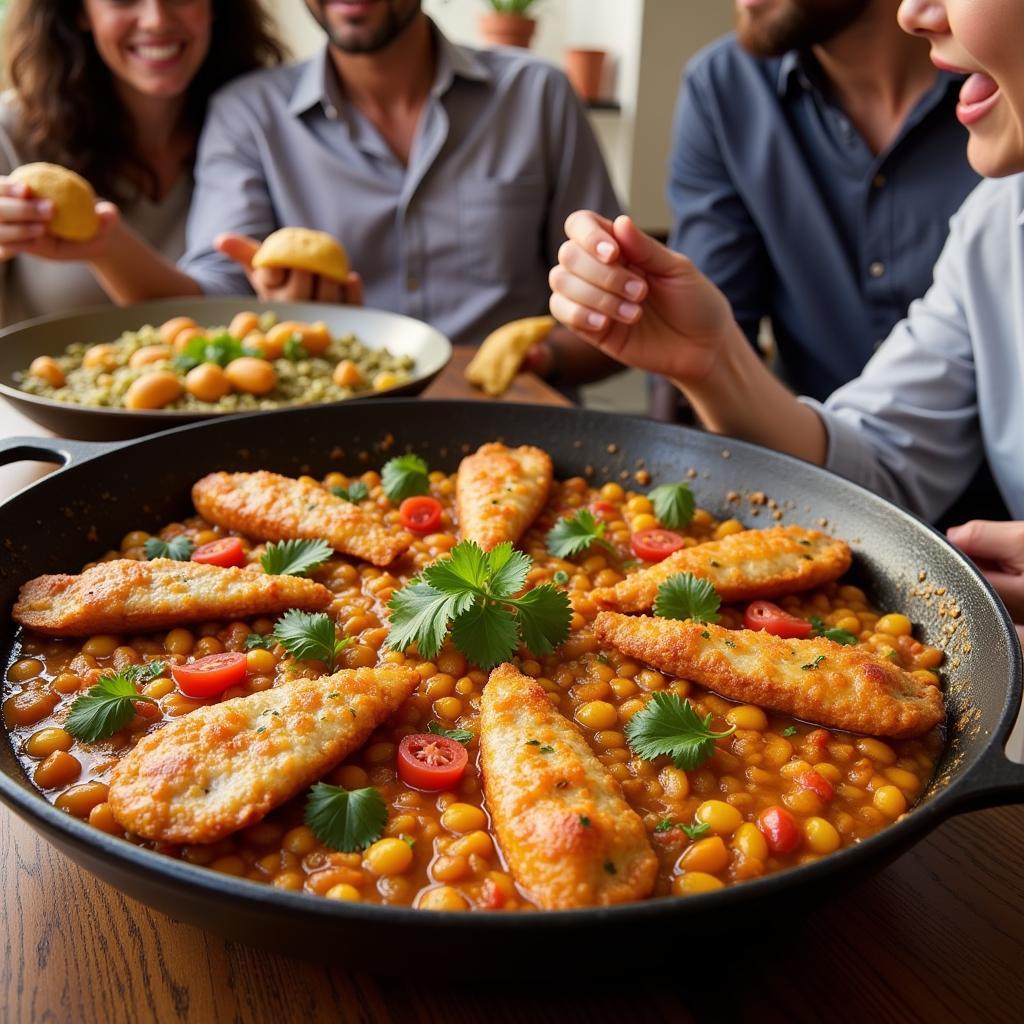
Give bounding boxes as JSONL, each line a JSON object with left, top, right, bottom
{"left": 0, "top": 435, "right": 115, "bottom": 470}
{"left": 945, "top": 739, "right": 1024, "bottom": 813}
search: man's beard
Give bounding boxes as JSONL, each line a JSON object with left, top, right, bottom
{"left": 737, "top": 0, "right": 871, "bottom": 57}
{"left": 310, "top": 1, "right": 421, "bottom": 55}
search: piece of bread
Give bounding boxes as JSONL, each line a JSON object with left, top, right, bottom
{"left": 10, "top": 162, "right": 99, "bottom": 241}
{"left": 252, "top": 226, "right": 350, "bottom": 282}
{"left": 465, "top": 315, "right": 556, "bottom": 396}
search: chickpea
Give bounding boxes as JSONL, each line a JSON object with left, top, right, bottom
{"left": 124, "top": 370, "right": 183, "bottom": 410}
{"left": 283, "top": 825, "right": 317, "bottom": 856}
{"left": 185, "top": 362, "right": 232, "bottom": 402}
{"left": 575, "top": 700, "right": 618, "bottom": 731}
{"left": 732, "top": 822, "right": 769, "bottom": 861}
{"left": 225, "top": 356, "right": 276, "bottom": 395}
{"left": 630, "top": 513, "right": 658, "bottom": 532}
{"left": 228, "top": 311, "right": 260, "bottom": 338}
{"left": 128, "top": 345, "right": 171, "bottom": 369}
{"left": 34, "top": 750, "right": 82, "bottom": 789}
{"left": 88, "top": 803, "right": 122, "bottom": 835}
{"left": 417, "top": 885, "right": 468, "bottom": 911}
{"left": 82, "top": 634, "right": 119, "bottom": 658}
{"left": 82, "top": 343, "right": 120, "bottom": 371}
{"left": 164, "top": 628, "right": 194, "bottom": 656}
{"left": 56, "top": 781, "right": 109, "bottom": 818}
{"left": 677, "top": 836, "right": 730, "bottom": 875}
{"left": 804, "top": 817, "right": 841, "bottom": 854}
{"left": 28, "top": 355, "right": 65, "bottom": 387}
{"left": 333, "top": 359, "right": 364, "bottom": 388}
{"left": 876, "top": 613, "right": 913, "bottom": 637}
{"left": 304, "top": 321, "right": 332, "bottom": 355}
{"left": 440, "top": 803, "right": 486, "bottom": 834}
{"left": 673, "top": 872, "right": 725, "bottom": 895}
{"left": 24, "top": 727, "right": 73, "bottom": 759}
{"left": 325, "top": 883, "right": 361, "bottom": 901}
{"left": 245, "top": 648, "right": 276, "bottom": 675}
{"left": 159, "top": 316, "right": 197, "bottom": 345}
{"left": 336, "top": 765, "right": 369, "bottom": 790}
{"left": 714, "top": 519, "right": 744, "bottom": 539}
{"left": 3, "top": 690, "right": 59, "bottom": 728}
{"left": 172, "top": 326, "right": 207, "bottom": 353}
{"left": 726, "top": 705, "right": 768, "bottom": 731}
{"left": 873, "top": 785, "right": 907, "bottom": 818}
{"left": 363, "top": 837, "right": 414, "bottom": 876}
{"left": 695, "top": 800, "right": 744, "bottom": 836}
{"left": 433, "top": 696, "right": 462, "bottom": 720}
{"left": 372, "top": 371, "right": 400, "bottom": 391}
{"left": 8, "top": 657, "right": 44, "bottom": 682}
{"left": 448, "top": 830, "right": 493, "bottom": 859}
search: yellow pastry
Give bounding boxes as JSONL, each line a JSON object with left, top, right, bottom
{"left": 465, "top": 315, "right": 556, "bottom": 396}
{"left": 10, "top": 162, "right": 99, "bottom": 241}
{"left": 251, "top": 226, "right": 350, "bottom": 283}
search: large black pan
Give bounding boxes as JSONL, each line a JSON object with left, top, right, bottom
{"left": 0, "top": 297, "right": 452, "bottom": 441}
{"left": 1, "top": 401, "right": 1022, "bottom": 972}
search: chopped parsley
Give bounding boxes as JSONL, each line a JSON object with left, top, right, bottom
{"left": 781, "top": 726, "right": 798, "bottom": 737}
{"left": 648, "top": 482, "right": 696, "bottom": 529}
{"left": 381, "top": 453, "right": 430, "bottom": 503}
{"left": 245, "top": 632, "right": 275, "bottom": 651}
{"left": 272, "top": 609, "right": 349, "bottom": 672}
{"left": 427, "top": 721, "right": 473, "bottom": 745}
{"left": 304, "top": 783, "right": 387, "bottom": 852}
{"left": 653, "top": 572, "right": 720, "bottom": 624}
{"left": 65, "top": 671, "right": 158, "bottom": 742}
{"left": 681, "top": 821, "right": 712, "bottom": 840}
{"left": 624, "top": 692, "right": 736, "bottom": 771}
{"left": 654, "top": 819, "right": 675, "bottom": 834}
{"left": 144, "top": 535, "right": 194, "bottom": 561}
{"left": 809, "top": 616, "right": 857, "bottom": 646}
{"left": 801, "top": 655, "right": 826, "bottom": 671}
{"left": 331, "top": 480, "right": 369, "bottom": 504}
{"left": 546, "top": 509, "right": 612, "bottom": 559}
{"left": 259, "top": 538, "right": 333, "bottom": 577}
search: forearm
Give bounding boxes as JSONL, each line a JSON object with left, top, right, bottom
{"left": 680, "top": 322, "right": 828, "bottom": 465}
{"left": 547, "top": 326, "right": 623, "bottom": 385}
{"left": 88, "top": 222, "right": 203, "bottom": 304}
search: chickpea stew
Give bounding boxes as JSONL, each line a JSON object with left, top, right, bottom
{"left": 3, "top": 458, "right": 945, "bottom": 912}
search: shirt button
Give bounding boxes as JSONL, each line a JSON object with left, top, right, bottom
{"left": 868, "top": 261, "right": 886, "bottom": 278}
{"left": 873, "top": 173, "right": 887, "bottom": 189}
{"left": 406, "top": 275, "right": 420, "bottom": 292}
{"left": 324, "top": 103, "right": 338, "bottom": 120}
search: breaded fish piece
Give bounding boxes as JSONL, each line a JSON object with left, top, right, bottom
{"left": 12, "top": 558, "right": 332, "bottom": 637}
{"left": 595, "top": 613, "right": 944, "bottom": 739}
{"left": 108, "top": 666, "right": 419, "bottom": 843}
{"left": 456, "top": 443, "right": 552, "bottom": 551}
{"left": 480, "top": 663, "right": 657, "bottom": 908}
{"left": 592, "top": 525, "right": 852, "bottom": 612}
{"left": 192, "top": 471, "right": 410, "bottom": 567}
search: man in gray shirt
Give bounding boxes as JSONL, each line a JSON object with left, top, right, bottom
{"left": 179, "top": 0, "right": 620, "bottom": 378}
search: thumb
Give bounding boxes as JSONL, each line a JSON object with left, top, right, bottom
{"left": 214, "top": 232, "right": 260, "bottom": 271}
{"left": 612, "top": 214, "right": 692, "bottom": 277}
{"left": 947, "top": 520, "right": 1024, "bottom": 565}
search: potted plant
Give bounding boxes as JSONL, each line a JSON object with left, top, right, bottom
{"left": 479, "top": 0, "right": 540, "bottom": 49}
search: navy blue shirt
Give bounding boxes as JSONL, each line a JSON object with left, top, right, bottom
{"left": 668, "top": 35, "right": 980, "bottom": 401}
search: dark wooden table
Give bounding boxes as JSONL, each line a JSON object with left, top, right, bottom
{"left": 2, "top": 349, "right": 1023, "bottom": 1023}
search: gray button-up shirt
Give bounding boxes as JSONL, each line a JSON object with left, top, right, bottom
{"left": 181, "top": 25, "right": 620, "bottom": 347}
{"left": 804, "top": 174, "right": 1024, "bottom": 522}
{"left": 669, "top": 35, "right": 979, "bottom": 400}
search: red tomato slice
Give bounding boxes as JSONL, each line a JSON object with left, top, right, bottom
{"left": 171, "top": 652, "right": 247, "bottom": 698}
{"left": 630, "top": 528, "right": 686, "bottom": 562}
{"left": 797, "top": 770, "right": 835, "bottom": 802}
{"left": 743, "top": 600, "right": 814, "bottom": 638}
{"left": 589, "top": 499, "right": 619, "bottom": 522}
{"left": 398, "top": 496, "right": 443, "bottom": 534}
{"left": 757, "top": 805, "right": 802, "bottom": 855}
{"left": 397, "top": 733, "right": 468, "bottom": 790}
{"left": 191, "top": 536, "right": 246, "bottom": 568}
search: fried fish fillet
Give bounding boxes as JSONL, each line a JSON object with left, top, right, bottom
{"left": 455, "top": 443, "right": 553, "bottom": 551}
{"left": 595, "top": 613, "right": 944, "bottom": 739}
{"left": 192, "top": 471, "right": 410, "bottom": 567}
{"left": 108, "top": 666, "right": 419, "bottom": 843}
{"left": 592, "top": 525, "right": 852, "bottom": 612}
{"left": 12, "top": 558, "right": 332, "bottom": 637}
{"left": 480, "top": 663, "right": 657, "bottom": 908}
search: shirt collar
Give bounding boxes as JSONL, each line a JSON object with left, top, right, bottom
{"left": 287, "top": 19, "right": 492, "bottom": 118}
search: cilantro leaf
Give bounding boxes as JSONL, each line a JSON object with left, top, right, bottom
{"left": 272, "top": 609, "right": 349, "bottom": 671}
{"left": 809, "top": 616, "right": 858, "bottom": 646}
{"left": 283, "top": 335, "right": 307, "bottom": 361}
{"left": 122, "top": 661, "right": 167, "bottom": 684}
{"left": 427, "top": 721, "right": 473, "bottom": 744}
{"left": 546, "top": 509, "right": 611, "bottom": 558}
{"left": 653, "top": 572, "right": 721, "bottom": 624}
{"left": 387, "top": 582, "right": 463, "bottom": 661}
{"left": 681, "top": 821, "right": 711, "bottom": 840}
{"left": 304, "top": 783, "right": 387, "bottom": 852}
{"left": 654, "top": 819, "right": 675, "bottom": 833}
{"left": 801, "top": 655, "right": 826, "bottom": 670}
{"left": 513, "top": 584, "right": 572, "bottom": 656}
{"left": 648, "top": 483, "right": 696, "bottom": 529}
{"left": 485, "top": 542, "right": 531, "bottom": 598}
{"left": 781, "top": 725, "right": 797, "bottom": 737}
{"left": 450, "top": 601, "right": 520, "bottom": 671}
{"left": 65, "top": 672, "right": 158, "bottom": 742}
{"left": 245, "top": 633, "right": 275, "bottom": 651}
{"left": 381, "top": 453, "right": 429, "bottom": 503}
{"left": 331, "top": 480, "right": 369, "bottom": 504}
{"left": 624, "top": 692, "right": 735, "bottom": 770}
{"left": 144, "top": 535, "right": 195, "bottom": 561}
{"left": 260, "top": 538, "right": 333, "bottom": 577}
{"left": 172, "top": 331, "right": 252, "bottom": 372}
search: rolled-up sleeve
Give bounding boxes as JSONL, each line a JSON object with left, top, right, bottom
{"left": 801, "top": 210, "right": 982, "bottom": 521}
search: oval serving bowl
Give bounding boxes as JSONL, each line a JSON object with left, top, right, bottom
{"left": 0, "top": 298, "right": 452, "bottom": 441}
{"left": 0, "top": 401, "right": 1021, "bottom": 973}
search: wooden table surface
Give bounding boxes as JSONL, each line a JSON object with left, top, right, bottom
{"left": 2, "top": 348, "right": 1022, "bottom": 1024}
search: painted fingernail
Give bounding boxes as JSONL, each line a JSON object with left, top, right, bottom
{"left": 596, "top": 241, "right": 615, "bottom": 260}
{"left": 624, "top": 279, "right": 644, "bottom": 300}
{"left": 618, "top": 301, "right": 640, "bottom": 319}
{"left": 587, "top": 311, "right": 607, "bottom": 329}
{"left": 36, "top": 200, "right": 53, "bottom": 214}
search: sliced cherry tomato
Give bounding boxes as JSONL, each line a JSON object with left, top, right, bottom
{"left": 399, "top": 495, "right": 443, "bottom": 534}
{"left": 743, "top": 600, "right": 814, "bottom": 638}
{"left": 589, "top": 499, "right": 619, "bottom": 522}
{"left": 757, "top": 805, "right": 802, "bottom": 855}
{"left": 630, "top": 528, "right": 686, "bottom": 562}
{"left": 171, "top": 652, "right": 247, "bottom": 698}
{"left": 191, "top": 536, "right": 246, "bottom": 568}
{"left": 796, "top": 769, "right": 835, "bottom": 802}
{"left": 397, "top": 733, "right": 468, "bottom": 790}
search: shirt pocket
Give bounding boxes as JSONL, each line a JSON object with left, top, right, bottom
{"left": 457, "top": 177, "right": 547, "bottom": 287}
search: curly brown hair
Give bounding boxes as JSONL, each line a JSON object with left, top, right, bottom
{"left": 3, "top": 0, "right": 287, "bottom": 204}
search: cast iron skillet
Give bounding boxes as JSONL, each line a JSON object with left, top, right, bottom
{"left": 1, "top": 401, "right": 1022, "bottom": 972}
{"left": 0, "top": 298, "right": 452, "bottom": 441}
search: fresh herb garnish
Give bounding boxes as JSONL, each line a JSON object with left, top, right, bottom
{"left": 538, "top": 744, "right": 554, "bottom": 754}
{"left": 304, "top": 782, "right": 387, "bottom": 852}
{"left": 595, "top": 654, "right": 610, "bottom": 666}
{"left": 427, "top": 721, "right": 473, "bottom": 744}
{"left": 653, "top": 572, "right": 721, "bottom": 624}
{"left": 526, "top": 739, "right": 541, "bottom": 746}
{"left": 801, "top": 655, "right": 826, "bottom": 670}
{"left": 624, "top": 693, "right": 736, "bottom": 771}
{"left": 386, "top": 541, "right": 571, "bottom": 669}
{"left": 781, "top": 725, "right": 797, "bottom": 737}
{"left": 259, "top": 538, "right": 333, "bottom": 577}
{"left": 648, "top": 482, "right": 696, "bottom": 529}
{"left": 654, "top": 819, "right": 675, "bottom": 833}
{"left": 809, "top": 616, "right": 857, "bottom": 646}
{"left": 579, "top": 815, "right": 591, "bottom": 828}
{"left": 604, "top": 861, "right": 617, "bottom": 875}
{"left": 552, "top": 570, "right": 570, "bottom": 586}
{"left": 546, "top": 509, "right": 612, "bottom": 559}
{"left": 144, "top": 535, "right": 194, "bottom": 561}
{"left": 245, "top": 633, "right": 275, "bottom": 651}
{"left": 172, "top": 332, "right": 255, "bottom": 372}
{"left": 65, "top": 671, "right": 159, "bottom": 742}
{"left": 681, "top": 821, "right": 712, "bottom": 840}
{"left": 283, "top": 335, "right": 307, "bottom": 361}
{"left": 331, "top": 480, "right": 369, "bottom": 504}
{"left": 272, "top": 609, "right": 349, "bottom": 671}
{"left": 381, "top": 453, "right": 430, "bottom": 503}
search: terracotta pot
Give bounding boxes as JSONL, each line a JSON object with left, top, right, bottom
{"left": 478, "top": 12, "right": 537, "bottom": 49}
{"left": 564, "top": 48, "right": 607, "bottom": 103}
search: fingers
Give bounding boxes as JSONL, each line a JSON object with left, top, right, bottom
{"left": 564, "top": 210, "right": 620, "bottom": 264}
{"left": 977, "top": 569, "right": 1024, "bottom": 623}
{"left": 312, "top": 274, "right": 343, "bottom": 303}
{"left": 0, "top": 178, "right": 32, "bottom": 199}
{"left": 549, "top": 290, "right": 610, "bottom": 342}
{"left": 549, "top": 261, "right": 642, "bottom": 329}
{"left": 612, "top": 214, "right": 693, "bottom": 276}
{"left": 344, "top": 271, "right": 364, "bottom": 307}
{"left": 0, "top": 221, "right": 46, "bottom": 246}
{"left": 214, "top": 232, "right": 260, "bottom": 271}
{"left": 946, "top": 520, "right": 1024, "bottom": 570}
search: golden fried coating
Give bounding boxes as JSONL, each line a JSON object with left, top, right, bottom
{"left": 192, "top": 471, "right": 410, "bottom": 567}
{"left": 592, "top": 525, "right": 852, "bottom": 612}
{"left": 108, "top": 666, "right": 419, "bottom": 843}
{"left": 12, "top": 558, "right": 331, "bottom": 637}
{"left": 464, "top": 315, "right": 555, "bottom": 397}
{"left": 479, "top": 663, "right": 658, "bottom": 908}
{"left": 595, "top": 613, "right": 944, "bottom": 739}
{"left": 455, "top": 443, "right": 552, "bottom": 551}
